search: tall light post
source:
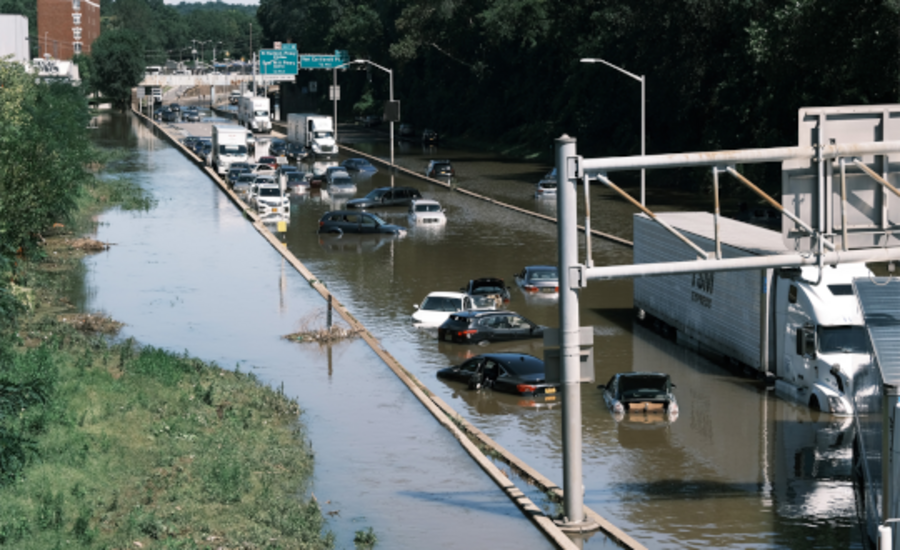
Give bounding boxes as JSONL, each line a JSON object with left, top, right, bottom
{"left": 336, "top": 58, "right": 395, "bottom": 187}
{"left": 581, "top": 57, "right": 646, "bottom": 206}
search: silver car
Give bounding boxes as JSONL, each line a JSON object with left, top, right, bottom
{"left": 514, "top": 265, "right": 559, "bottom": 295}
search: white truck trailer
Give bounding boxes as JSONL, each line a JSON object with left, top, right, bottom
{"left": 211, "top": 124, "right": 249, "bottom": 175}
{"left": 633, "top": 212, "right": 873, "bottom": 415}
{"left": 238, "top": 94, "right": 271, "bottom": 133}
{"left": 286, "top": 113, "right": 337, "bottom": 157}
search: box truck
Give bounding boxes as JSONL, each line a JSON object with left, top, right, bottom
{"left": 238, "top": 94, "right": 271, "bottom": 133}
{"left": 633, "top": 212, "right": 873, "bottom": 415}
{"left": 211, "top": 124, "right": 249, "bottom": 175}
{"left": 286, "top": 113, "right": 337, "bottom": 157}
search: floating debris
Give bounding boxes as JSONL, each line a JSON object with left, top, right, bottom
{"left": 283, "top": 325, "right": 360, "bottom": 344}
{"left": 69, "top": 238, "right": 112, "bottom": 252}
{"left": 59, "top": 312, "right": 124, "bottom": 334}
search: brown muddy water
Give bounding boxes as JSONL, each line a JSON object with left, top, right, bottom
{"left": 82, "top": 111, "right": 863, "bottom": 549}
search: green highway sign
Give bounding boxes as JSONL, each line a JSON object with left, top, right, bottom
{"left": 260, "top": 48, "right": 298, "bottom": 75}
{"left": 299, "top": 50, "right": 350, "bottom": 70}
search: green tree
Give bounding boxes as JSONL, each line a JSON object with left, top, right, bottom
{"left": 0, "top": 60, "right": 93, "bottom": 256}
{"left": 90, "top": 29, "right": 145, "bottom": 110}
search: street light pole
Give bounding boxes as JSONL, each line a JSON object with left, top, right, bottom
{"left": 580, "top": 57, "right": 646, "bottom": 206}
{"left": 335, "top": 58, "right": 395, "bottom": 187}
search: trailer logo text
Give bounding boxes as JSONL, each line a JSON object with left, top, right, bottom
{"left": 691, "top": 272, "right": 715, "bottom": 308}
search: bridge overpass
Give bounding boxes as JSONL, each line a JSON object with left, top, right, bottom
{"left": 138, "top": 74, "right": 292, "bottom": 88}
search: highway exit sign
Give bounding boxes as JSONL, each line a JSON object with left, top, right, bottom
{"left": 260, "top": 48, "right": 298, "bottom": 75}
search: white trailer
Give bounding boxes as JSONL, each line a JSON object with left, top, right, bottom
{"left": 238, "top": 94, "right": 271, "bottom": 133}
{"left": 633, "top": 212, "right": 872, "bottom": 415}
{"left": 851, "top": 279, "right": 900, "bottom": 549}
{"left": 286, "top": 113, "right": 337, "bottom": 157}
{"left": 211, "top": 124, "right": 249, "bottom": 175}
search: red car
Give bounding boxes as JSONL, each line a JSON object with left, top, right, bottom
{"left": 257, "top": 156, "right": 279, "bottom": 170}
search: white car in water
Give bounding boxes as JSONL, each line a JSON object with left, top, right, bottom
{"left": 407, "top": 199, "right": 446, "bottom": 226}
{"left": 411, "top": 291, "right": 476, "bottom": 328}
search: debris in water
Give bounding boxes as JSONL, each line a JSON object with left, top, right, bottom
{"left": 59, "top": 312, "right": 124, "bottom": 334}
{"left": 69, "top": 238, "right": 112, "bottom": 251}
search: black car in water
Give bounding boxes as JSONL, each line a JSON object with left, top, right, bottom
{"left": 268, "top": 138, "right": 288, "bottom": 157}
{"left": 340, "top": 158, "right": 378, "bottom": 173}
{"left": 426, "top": 159, "right": 454, "bottom": 178}
{"left": 317, "top": 210, "right": 407, "bottom": 235}
{"left": 422, "top": 128, "right": 439, "bottom": 145}
{"left": 437, "top": 353, "right": 558, "bottom": 397}
{"left": 285, "top": 142, "right": 307, "bottom": 162}
{"left": 346, "top": 186, "right": 422, "bottom": 209}
{"left": 599, "top": 372, "right": 679, "bottom": 423}
{"left": 437, "top": 310, "right": 544, "bottom": 344}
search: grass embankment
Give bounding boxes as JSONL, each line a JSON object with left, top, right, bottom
{"left": 0, "top": 162, "right": 334, "bottom": 549}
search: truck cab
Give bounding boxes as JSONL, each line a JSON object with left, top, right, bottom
{"left": 773, "top": 263, "right": 873, "bottom": 415}
{"left": 306, "top": 117, "right": 336, "bottom": 156}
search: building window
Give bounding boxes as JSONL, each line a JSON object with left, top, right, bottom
{"left": 73, "top": 0, "right": 80, "bottom": 11}
{"left": 73, "top": 42, "right": 82, "bottom": 55}
{"left": 73, "top": 13, "right": 81, "bottom": 24}
{"left": 73, "top": 27, "right": 81, "bottom": 40}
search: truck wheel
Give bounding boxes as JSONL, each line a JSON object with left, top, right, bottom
{"left": 809, "top": 395, "right": 821, "bottom": 411}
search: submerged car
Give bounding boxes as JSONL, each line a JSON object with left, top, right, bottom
{"left": 422, "top": 128, "right": 439, "bottom": 145}
{"left": 437, "top": 353, "right": 558, "bottom": 397}
{"left": 285, "top": 142, "right": 307, "bottom": 162}
{"left": 340, "top": 158, "right": 378, "bottom": 173}
{"left": 437, "top": 310, "right": 544, "bottom": 344}
{"left": 515, "top": 265, "right": 559, "bottom": 295}
{"left": 317, "top": 210, "right": 407, "bottom": 235}
{"left": 598, "top": 372, "right": 679, "bottom": 423}
{"left": 462, "top": 277, "right": 511, "bottom": 309}
{"left": 182, "top": 107, "right": 201, "bottom": 122}
{"left": 407, "top": 199, "right": 446, "bottom": 226}
{"left": 426, "top": 159, "right": 454, "bottom": 179}
{"left": 346, "top": 186, "right": 422, "bottom": 209}
{"left": 268, "top": 138, "right": 288, "bottom": 157}
{"left": 535, "top": 180, "right": 557, "bottom": 199}
{"left": 411, "top": 291, "right": 476, "bottom": 328}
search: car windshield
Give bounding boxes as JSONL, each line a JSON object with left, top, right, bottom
{"left": 314, "top": 131, "right": 333, "bottom": 139}
{"left": 415, "top": 204, "right": 441, "bottom": 212}
{"left": 254, "top": 110, "right": 268, "bottom": 117}
{"left": 365, "top": 189, "right": 389, "bottom": 200}
{"left": 506, "top": 358, "right": 544, "bottom": 376}
{"left": 237, "top": 175, "right": 255, "bottom": 183}
{"left": 529, "top": 268, "right": 558, "bottom": 280}
{"left": 332, "top": 177, "right": 354, "bottom": 185}
{"left": 286, "top": 173, "right": 304, "bottom": 182}
{"left": 421, "top": 297, "right": 463, "bottom": 312}
{"left": 818, "top": 326, "right": 869, "bottom": 354}
{"left": 219, "top": 145, "right": 247, "bottom": 155}
{"left": 619, "top": 375, "right": 669, "bottom": 400}
{"left": 259, "top": 188, "right": 281, "bottom": 197}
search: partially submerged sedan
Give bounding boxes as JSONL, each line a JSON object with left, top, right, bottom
{"left": 437, "top": 353, "right": 559, "bottom": 397}
{"left": 598, "top": 372, "right": 679, "bottom": 423}
{"left": 515, "top": 265, "right": 559, "bottom": 295}
{"left": 438, "top": 310, "right": 544, "bottom": 344}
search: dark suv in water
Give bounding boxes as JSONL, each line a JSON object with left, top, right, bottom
{"left": 438, "top": 310, "right": 544, "bottom": 344}
{"left": 317, "top": 210, "right": 407, "bottom": 235}
{"left": 346, "top": 186, "right": 422, "bottom": 209}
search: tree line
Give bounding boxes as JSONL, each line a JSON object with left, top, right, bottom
{"left": 258, "top": 0, "right": 900, "bottom": 188}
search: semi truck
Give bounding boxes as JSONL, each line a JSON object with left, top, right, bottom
{"left": 238, "top": 94, "right": 271, "bottom": 133}
{"left": 286, "top": 113, "right": 337, "bottom": 157}
{"left": 211, "top": 124, "right": 249, "bottom": 175}
{"left": 633, "top": 212, "right": 873, "bottom": 416}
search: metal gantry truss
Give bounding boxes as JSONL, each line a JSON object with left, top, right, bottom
{"left": 553, "top": 104, "right": 900, "bottom": 534}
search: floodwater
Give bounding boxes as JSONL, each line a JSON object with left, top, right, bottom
{"left": 83, "top": 110, "right": 864, "bottom": 549}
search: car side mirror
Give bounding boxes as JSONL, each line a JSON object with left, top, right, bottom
{"left": 671, "top": 383, "right": 677, "bottom": 389}
{"left": 596, "top": 384, "right": 606, "bottom": 390}
{"left": 413, "top": 304, "right": 419, "bottom": 310}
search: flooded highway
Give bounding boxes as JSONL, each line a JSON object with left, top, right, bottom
{"left": 84, "top": 109, "right": 863, "bottom": 548}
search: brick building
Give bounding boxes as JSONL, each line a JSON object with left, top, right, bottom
{"left": 37, "top": 0, "right": 100, "bottom": 60}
